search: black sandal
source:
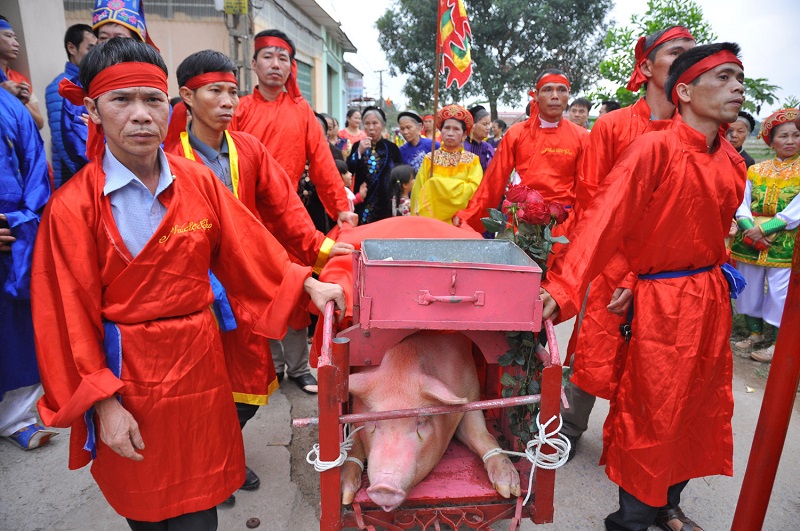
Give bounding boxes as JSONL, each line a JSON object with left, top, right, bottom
{"left": 655, "top": 506, "right": 702, "bottom": 531}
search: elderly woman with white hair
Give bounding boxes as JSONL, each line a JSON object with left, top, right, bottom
{"left": 347, "top": 106, "right": 403, "bottom": 224}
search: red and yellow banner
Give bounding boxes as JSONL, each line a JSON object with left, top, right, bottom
{"left": 439, "top": 0, "right": 473, "bottom": 89}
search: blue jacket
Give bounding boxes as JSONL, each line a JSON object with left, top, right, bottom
{"left": 0, "top": 88, "right": 50, "bottom": 394}
{"left": 45, "top": 62, "right": 88, "bottom": 187}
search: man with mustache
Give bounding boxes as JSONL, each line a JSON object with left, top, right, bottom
{"left": 31, "top": 37, "right": 344, "bottom": 530}
{"left": 231, "top": 29, "right": 355, "bottom": 395}
{"left": 541, "top": 43, "right": 747, "bottom": 531}
{"left": 166, "top": 49, "right": 354, "bottom": 505}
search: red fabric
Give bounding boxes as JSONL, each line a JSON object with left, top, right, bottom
{"left": 626, "top": 27, "right": 694, "bottom": 92}
{"left": 31, "top": 153, "right": 311, "bottom": 520}
{"left": 308, "top": 216, "right": 482, "bottom": 367}
{"left": 569, "top": 99, "right": 682, "bottom": 398}
{"left": 163, "top": 100, "right": 187, "bottom": 152}
{"left": 231, "top": 90, "right": 351, "bottom": 218}
{"left": 543, "top": 122, "right": 745, "bottom": 506}
{"left": 58, "top": 63, "right": 168, "bottom": 160}
{"left": 184, "top": 72, "right": 237, "bottom": 90}
{"left": 671, "top": 50, "right": 742, "bottom": 105}
{"left": 168, "top": 131, "right": 327, "bottom": 401}
{"left": 455, "top": 116, "right": 588, "bottom": 252}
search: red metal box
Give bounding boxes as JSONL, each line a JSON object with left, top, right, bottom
{"left": 354, "top": 239, "right": 543, "bottom": 332}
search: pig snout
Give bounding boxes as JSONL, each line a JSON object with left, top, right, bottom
{"left": 366, "top": 483, "right": 407, "bottom": 512}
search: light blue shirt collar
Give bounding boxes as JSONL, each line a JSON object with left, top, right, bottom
{"left": 103, "top": 146, "right": 174, "bottom": 197}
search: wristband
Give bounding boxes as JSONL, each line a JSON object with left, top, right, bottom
{"left": 760, "top": 217, "right": 787, "bottom": 236}
{"left": 736, "top": 217, "right": 754, "bottom": 230}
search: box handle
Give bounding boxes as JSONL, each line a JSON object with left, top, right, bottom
{"left": 417, "top": 290, "right": 485, "bottom": 306}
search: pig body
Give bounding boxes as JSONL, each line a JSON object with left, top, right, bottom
{"left": 341, "top": 332, "right": 520, "bottom": 511}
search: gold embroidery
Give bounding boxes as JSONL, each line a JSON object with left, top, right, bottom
{"left": 159, "top": 219, "right": 213, "bottom": 244}
{"left": 432, "top": 149, "right": 475, "bottom": 167}
{"left": 540, "top": 147, "right": 574, "bottom": 156}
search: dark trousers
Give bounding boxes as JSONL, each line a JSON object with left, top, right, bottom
{"left": 236, "top": 401, "right": 259, "bottom": 430}
{"left": 605, "top": 480, "right": 689, "bottom": 531}
{"left": 560, "top": 381, "right": 597, "bottom": 438}
{"left": 127, "top": 507, "right": 217, "bottom": 531}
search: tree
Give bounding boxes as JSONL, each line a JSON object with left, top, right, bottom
{"left": 594, "top": 0, "right": 716, "bottom": 107}
{"left": 742, "top": 77, "right": 781, "bottom": 116}
{"left": 376, "top": 0, "right": 612, "bottom": 118}
{"left": 782, "top": 95, "right": 800, "bottom": 110}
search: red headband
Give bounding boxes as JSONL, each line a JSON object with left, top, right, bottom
{"left": 670, "top": 50, "right": 743, "bottom": 106}
{"left": 58, "top": 62, "right": 168, "bottom": 160}
{"left": 536, "top": 73, "right": 570, "bottom": 92}
{"left": 627, "top": 27, "right": 694, "bottom": 92}
{"left": 253, "top": 36, "right": 302, "bottom": 103}
{"left": 423, "top": 114, "right": 434, "bottom": 121}
{"left": 184, "top": 71, "right": 238, "bottom": 90}
{"left": 435, "top": 104, "right": 474, "bottom": 135}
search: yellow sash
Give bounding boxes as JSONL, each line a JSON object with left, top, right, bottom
{"left": 180, "top": 130, "right": 240, "bottom": 199}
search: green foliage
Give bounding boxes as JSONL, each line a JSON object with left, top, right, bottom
{"left": 377, "top": 0, "right": 612, "bottom": 117}
{"left": 596, "top": 0, "right": 716, "bottom": 106}
{"left": 782, "top": 95, "right": 800, "bottom": 109}
{"left": 741, "top": 77, "right": 782, "bottom": 115}
{"left": 497, "top": 331, "right": 546, "bottom": 448}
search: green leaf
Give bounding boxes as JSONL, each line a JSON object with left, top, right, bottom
{"left": 550, "top": 235, "right": 570, "bottom": 244}
{"left": 527, "top": 380, "right": 541, "bottom": 395}
{"left": 500, "top": 373, "right": 518, "bottom": 387}
{"left": 481, "top": 218, "right": 505, "bottom": 233}
{"left": 489, "top": 208, "right": 508, "bottom": 222}
{"left": 498, "top": 352, "right": 515, "bottom": 366}
{"left": 501, "top": 387, "right": 513, "bottom": 398}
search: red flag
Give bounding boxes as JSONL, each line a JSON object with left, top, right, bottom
{"left": 439, "top": 0, "right": 473, "bottom": 89}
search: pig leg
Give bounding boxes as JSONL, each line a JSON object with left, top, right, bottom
{"left": 341, "top": 432, "right": 366, "bottom": 505}
{"left": 455, "top": 410, "right": 521, "bottom": 498}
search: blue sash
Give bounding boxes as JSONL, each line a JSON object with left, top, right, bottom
{"left": 638, "top": 264, "right": 746, "bottom": 298}
{"left": 83, "top": 321, "right": 123, "bottom": 459}
{"left": 209, "top": 271, "right": 237, "bottom": 332}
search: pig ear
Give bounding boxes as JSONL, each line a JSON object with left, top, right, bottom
{"left": 349, "top": 372, "right": 374, "bottom": 399}
{"left": 419, "top": 375, "right": 469, "bottom": 405}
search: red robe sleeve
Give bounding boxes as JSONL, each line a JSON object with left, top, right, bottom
{"left": 202, "top": 166, "right": 313, "bottom": 339}
{"left": 32, "top": 192, "right": 124, "bottom": 430}
{"left": 575, "top": 116, "right": 617, "bottom": 217}
{"left": 303, "top": 104, "right": 351, "bottom": 219}
{"left": 456, "top": 126, "right": 518, "bottom": 231}
{"left": 543, "top": 135, "right": 665, "bottom": 322}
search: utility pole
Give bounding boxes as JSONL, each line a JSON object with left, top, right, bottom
{"left": 224, "top": 0, "right": 252, "bottom": 94}
{"left": 376, "top": 69, "right": 385, "bottom": 107}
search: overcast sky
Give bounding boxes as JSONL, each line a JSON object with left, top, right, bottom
{"left": 322, "top": 0, "right": 800, "bottom": 118}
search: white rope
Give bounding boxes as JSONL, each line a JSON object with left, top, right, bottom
{"left": 480, "top": 413, "right": 571, "bottom": 506}
{"left": 306, "top": 424, "right": 364, "bottom": 473}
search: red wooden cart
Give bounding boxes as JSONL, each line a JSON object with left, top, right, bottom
{"left": 294, "top": 239, "right": 567, "bottom": 530}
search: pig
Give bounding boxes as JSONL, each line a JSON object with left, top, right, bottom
{"left": 340, "top": 331, "right": 521, "bottom": 512}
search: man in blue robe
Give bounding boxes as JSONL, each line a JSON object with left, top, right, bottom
{"left": 0, "top": 85, "right": 55, "bottom": 450}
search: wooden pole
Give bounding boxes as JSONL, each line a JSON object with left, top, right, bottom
{"left": 428, "top": 0, "right": 445, "bottom": 180}
{"left": 731, "top": 235, "right": 800, "bottom": 529}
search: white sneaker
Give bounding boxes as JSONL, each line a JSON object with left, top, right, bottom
{"left": 750, "top": 344, "right": 775, "bottom": 363}
{"left": 734, "top": 334, "right": 764, "bottom": 350}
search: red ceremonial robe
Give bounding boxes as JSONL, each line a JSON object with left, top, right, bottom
{"left": 168, "top": 130, "right": 334, "bottom": 404}
{"left": 231, "top": 89, "right": 350, "bottom": 219}
{"left": 308, "top": 217, "right": 482, "bottom": 367}
{"left": 543, "top": 123, "right": 745, "bottom": 507}
{"left": 31, "top": 153, "right": 311, "bottom": 521}
{"left": 569, "top": 98, "right": 682, "bottom": 399}
{"left": 456, "top": 115, "right": 588, "bottom": 244}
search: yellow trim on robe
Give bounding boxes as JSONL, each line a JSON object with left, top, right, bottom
{"left": 313, "top": 237, "right": 336, "bottom": 275}
{"left": 180, "top": 130, "right": 241, "bottom": 199}
{"left": 232, "top": 377, "right": 280, "bottom": 406}
{"left": 411, "top": 148, "right": 483, "bottom": 223}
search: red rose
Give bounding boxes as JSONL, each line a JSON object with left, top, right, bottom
{"left": 505, "top": 185, "right": 530, "bottom": 203}
{"left": 501, "top": 199, "right": 515, "bottom": 215}
{"left": 520, "top": 201, "right": 550, "bottom": 225}
{"left": 548, "top": 201, "right": 568, "bottom": 224}
{"left": 525, "top": 189, "right": 544, "bottom": 204}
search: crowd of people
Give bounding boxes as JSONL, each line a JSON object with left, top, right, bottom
{"left": 1, "top": 1, "right": 799, "bottom": 530}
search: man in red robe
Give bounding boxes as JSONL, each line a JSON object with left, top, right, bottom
{"left": 166, "top": 49, "right": 354, "bottom": 503}
{"left": 541, "top": 43, "right": 746, "bottom": 531}
{"left": 562, "top": 26, "right": 695, "bottom": 458}
{"left": 231, "top": 29, "right": 356, "bottom": 394}
{"left": 454, "top": 69, "right": 588, "bottom": 244}
{"left": 32, "top": 38, "right": 344, "bottom": 530}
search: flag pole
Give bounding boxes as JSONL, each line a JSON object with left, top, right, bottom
{"left": 429, "top": 0, "right": 444, "bottom": 179}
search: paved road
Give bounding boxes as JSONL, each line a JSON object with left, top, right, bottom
{"left": 2, "top": 319, "right": 798, "bottom": 530}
